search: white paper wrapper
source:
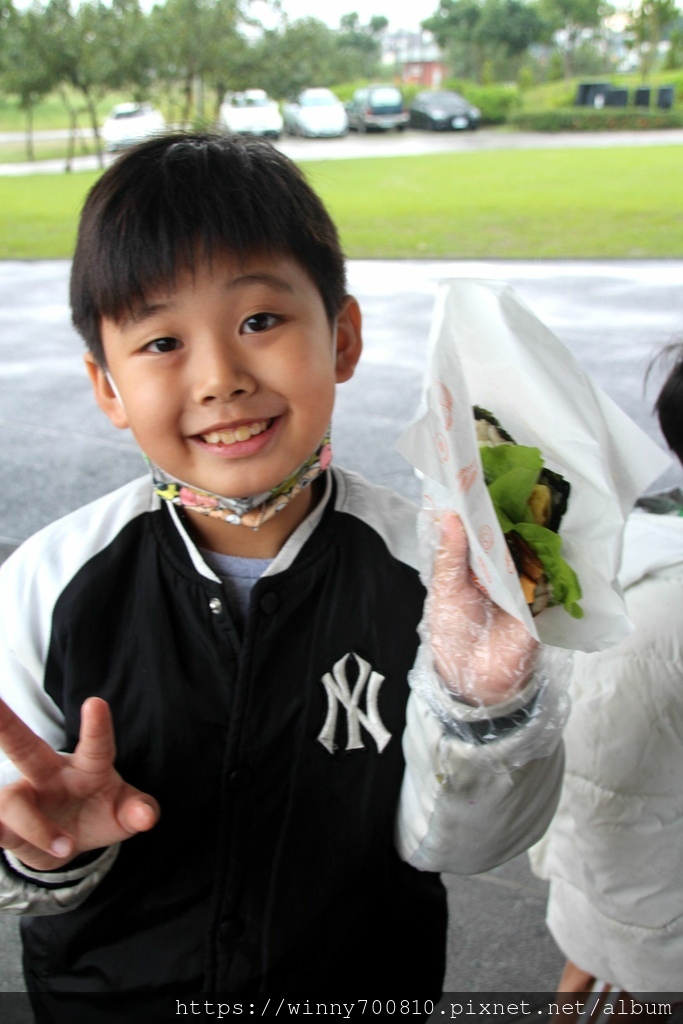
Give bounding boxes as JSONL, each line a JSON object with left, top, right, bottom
{"left": 397, "top": 279, "right": 672, "bottom": 653}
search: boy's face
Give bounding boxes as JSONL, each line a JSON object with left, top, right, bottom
{"left": 86, "top": 252, "right": 362, "bottom": 507}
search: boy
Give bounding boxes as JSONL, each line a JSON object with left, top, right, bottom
{"left": 0, "top": 133, "right": 564, "bottom": 1017}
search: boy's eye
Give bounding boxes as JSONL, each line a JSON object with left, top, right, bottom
{"left": 145, "top": 337, "right": 180, "bottom": 354}
{"left": 242, "top": 313, "right": 280, "bottom": 335}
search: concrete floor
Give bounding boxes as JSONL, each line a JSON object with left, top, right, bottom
{"left": 0, "top": 258, "right": 681, "bottom": 1009}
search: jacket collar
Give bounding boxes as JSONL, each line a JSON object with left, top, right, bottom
{"left": 159, "top": 469, "right": 336, "bottom": 583}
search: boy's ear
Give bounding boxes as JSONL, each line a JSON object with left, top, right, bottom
{"left": 334, "top": 296, "right": 363, "bottom": 384}
{"left": 83, "top": 352, "right": 129, "bottom": 430}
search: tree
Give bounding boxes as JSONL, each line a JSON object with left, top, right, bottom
{"left": 629, "top": 0, "right": 680, "bottom": 77}
{"left": 102, "top": 0, "right": 154, "bottom": 102}
{"left": 245, "top": 18, "right": 349, "bottom": 99}
{"left": 0, "top": 0, "right": 13, "bottom": 67}
{"left": 664, "top": 20, "right": 683, "bottom": 68}
{"left": 369, "top": 14, "right": 389, "bottom": 34}
{"left": 540, "top": 0, "right": 607, "bottom": 77}
{"left": 148, "top": 0, "right": 249, "bottom": 124}
{"left": 201, "top": 0, "right": 251, "bottom": 120}
{"left": 336, "top": 11, "right": 386, "bottom": 79}
{"left": 478, "top": 0, "right": 548, "bottom": 60}
{"left": 422, "top": 0, "right": 487, "bottom": 80}
{"left": 423, "top": 0, "right": 547, "bottom": 81}
{"left": 0, "top": 4, "right": 57, "bottom": 159}
{"left": 38, "top": 0, "right": 153, "bottom": 168}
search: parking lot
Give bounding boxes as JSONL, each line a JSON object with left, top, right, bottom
{"left": 1, "top": 124, "right": 682, "bottom": 177}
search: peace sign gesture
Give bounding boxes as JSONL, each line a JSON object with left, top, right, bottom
{"left": 0, "top": 696, "right": 159, "bottom": 872}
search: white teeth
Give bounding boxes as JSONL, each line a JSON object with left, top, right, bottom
{"left": 202, "top": 421, "right": 269, "bottom": 445}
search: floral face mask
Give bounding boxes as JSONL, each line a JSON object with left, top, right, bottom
{"left": 148, "top": 430, "right": 333, "bottom": 530}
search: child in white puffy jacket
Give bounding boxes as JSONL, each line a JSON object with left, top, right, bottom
{"left": 530, "top": 346, "right": 683, "bottom": 999}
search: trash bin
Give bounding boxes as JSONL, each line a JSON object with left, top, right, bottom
{"left": 634, "top": 87, "right": 651, "bottom": 107}
{"left": 576, "top": 82, "right": 611, "bottom": 107}
{"left": 606, "top": 88, "right": 628, "bottom": 107}
{"left": 658, "top": 86, "right": 675, "bottom": 109}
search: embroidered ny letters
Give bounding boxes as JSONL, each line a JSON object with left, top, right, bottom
{"left": 318, "top": 652, "right": 391, "bottom": 754}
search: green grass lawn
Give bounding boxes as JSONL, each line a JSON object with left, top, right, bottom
{"left": 0, "top": 91, "right": 131, "bottom": 134}
{"left": 309, "top": 146, "right": 683, "bottom": 258}
{"left": 1, "top": 144, "right": 681, "bottom": 260}
{"left": 0, "top": 172, "right": 94, "bottom": 258}
{"left": 0, "top": 138, "right": 101, "bottom": 164}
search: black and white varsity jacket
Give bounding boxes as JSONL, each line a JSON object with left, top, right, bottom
{"left": 0, "top": 467, "right": 564, "bottom": 1001}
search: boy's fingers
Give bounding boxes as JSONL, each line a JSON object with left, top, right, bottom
{"left": 432, "top": 512, "right": 470, "bottom": 594}
{"left": 72, "top": 697, "right": 116, "bottom": 776}
{"left": 0, "top": 783, "right": 74, "bottom": 860}
{"left": 116, "top": 790, "right": 160, "bottom": 836}
{"left": 0, "top": 697, "right": 62, "bottom": 787}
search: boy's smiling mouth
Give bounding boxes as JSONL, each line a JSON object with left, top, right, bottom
{"left": 190, "top": 418, "right": 281, "bottom": 459}
{"left": 199, "top": 419, "right": 272, "bottom": 446}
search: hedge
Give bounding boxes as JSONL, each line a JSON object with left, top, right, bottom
{"left": 444, "top": 80, "right": 522, "bottom": 124}
{"left": 509, "top": 107, "right": 683, "bottom": 131}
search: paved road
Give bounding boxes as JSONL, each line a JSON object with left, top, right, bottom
{"left": 0, "top": 125, "right": 682, "bottom": 175}
{"left": 2, "top": 257, "right": 682, "bottom": 555}
{"left": 0, "top": 258, "right": 682, "bottom": 1008}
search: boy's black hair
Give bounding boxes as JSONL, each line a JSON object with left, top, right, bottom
{"left": 70, "top": 131, "right": 347, "bottom": 365}
{"left": 651, "top": 344, "right": 683, "bottom": 464}
{"left": 654, "top": 343, "right": 683, "bottom": 464}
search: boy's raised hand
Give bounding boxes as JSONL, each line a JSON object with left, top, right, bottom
{"left": 428, "top": 512, "right": 539, "bottom": 706}
{"left": 0, "top": 696, "right": 159, "bottom": 872}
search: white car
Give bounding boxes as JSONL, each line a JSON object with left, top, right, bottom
{"left": 282, "top": 88, "right": 349, "bottom": 139}
{"left": 101, "top": 103, "right": 166, "bottom": 152}
{"left": 219, "top": 89, "right": 283, "bottom": 140}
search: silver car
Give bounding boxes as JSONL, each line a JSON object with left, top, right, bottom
{"left": 283, "top": 88, "right": 349, "bottom": 139}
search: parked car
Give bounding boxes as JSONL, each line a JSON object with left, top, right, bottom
{"left": 101, "top": 103, "right": 166, "bottom": 152}
{"left": 409, "top": 90, "right": 481, "bottom": 131}
{"left": 346, "top": 84, "right": 409, "bottom": 132}
{"left": 219, "top": 89, "right": 283, "bottom": 140}
{"left": 282, "top": 88, "right": 348, "bottom": 138}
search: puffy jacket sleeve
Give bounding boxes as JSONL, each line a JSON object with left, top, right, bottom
{"left": 0, "top": 537, "right": 118, "bottom": 916}
{"left": 396, "top": 643, "right": 567, "bottom": 873}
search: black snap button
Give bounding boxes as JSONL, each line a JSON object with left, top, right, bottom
{"left": 259, "top": 592, "right": 279, "bottom": 615}
{"left": 229, "top": 767, "right": 253, "bottom": 790}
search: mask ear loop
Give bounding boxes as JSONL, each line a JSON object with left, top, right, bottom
{"left": 105, "top": 371, "right": 123, "bottom": 404}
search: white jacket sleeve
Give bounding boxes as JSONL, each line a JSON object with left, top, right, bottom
{"left": 396, "top": 643, "right": 568, "bottom": 873}
{"left": 0, "top": 545, "right": 118, "bottom": 916}
{"left": 0, "top": 846, "right": 119, "bottom": 915}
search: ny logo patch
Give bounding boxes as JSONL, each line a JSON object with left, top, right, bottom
{"left": 318, "top": 652, "right": 391, "bottom": 754}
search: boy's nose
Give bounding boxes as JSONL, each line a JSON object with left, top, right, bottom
{"left": 193, "top": 344, "right": 256, "bottom": 405}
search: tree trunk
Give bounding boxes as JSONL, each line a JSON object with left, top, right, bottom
{"left": 24, "top": 105, "right": 35, "bottom": 162}
{"left": 59, "top": 88, "right": 79, "bottom": 174}
{"left": 194, "top": 74, "right": 204, "bottom": 123}
{"left": 83, "top": 87, "right": 104, "bottom": 169}
{"left": 181, "top": 76, "right": 194, "bottom": 126}
{"left": 214, "top": 84, "right": 224, "bottom": 124}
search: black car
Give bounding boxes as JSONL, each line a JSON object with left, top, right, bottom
{"left": 409, "top": 90, "right": 481, "bottom": 131}
{"left": 346, "top": 85, "right": 409, "bottom": 132}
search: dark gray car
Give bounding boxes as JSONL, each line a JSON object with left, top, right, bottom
{"left": 409, "top": 90, "right": 481, "bottom": 131}
{"left": 346, "top": 85, "right": 410, "bottom": 132}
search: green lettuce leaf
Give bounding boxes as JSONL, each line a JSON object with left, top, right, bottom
{"left": 479, "top": 442, "right": 583, "bottom": 618}
{"left": 479, "top": 442, "right": 543, "bottom": 484}
{"left": 512, "top": 523, "right": 583, "bottom": 619}
{"left": 479, "top": 444, "right": 542, "bottom": 531}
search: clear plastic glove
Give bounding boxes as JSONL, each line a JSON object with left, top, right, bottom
{"left": 427, "top": 511, "right": 539, "bottom": 706}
